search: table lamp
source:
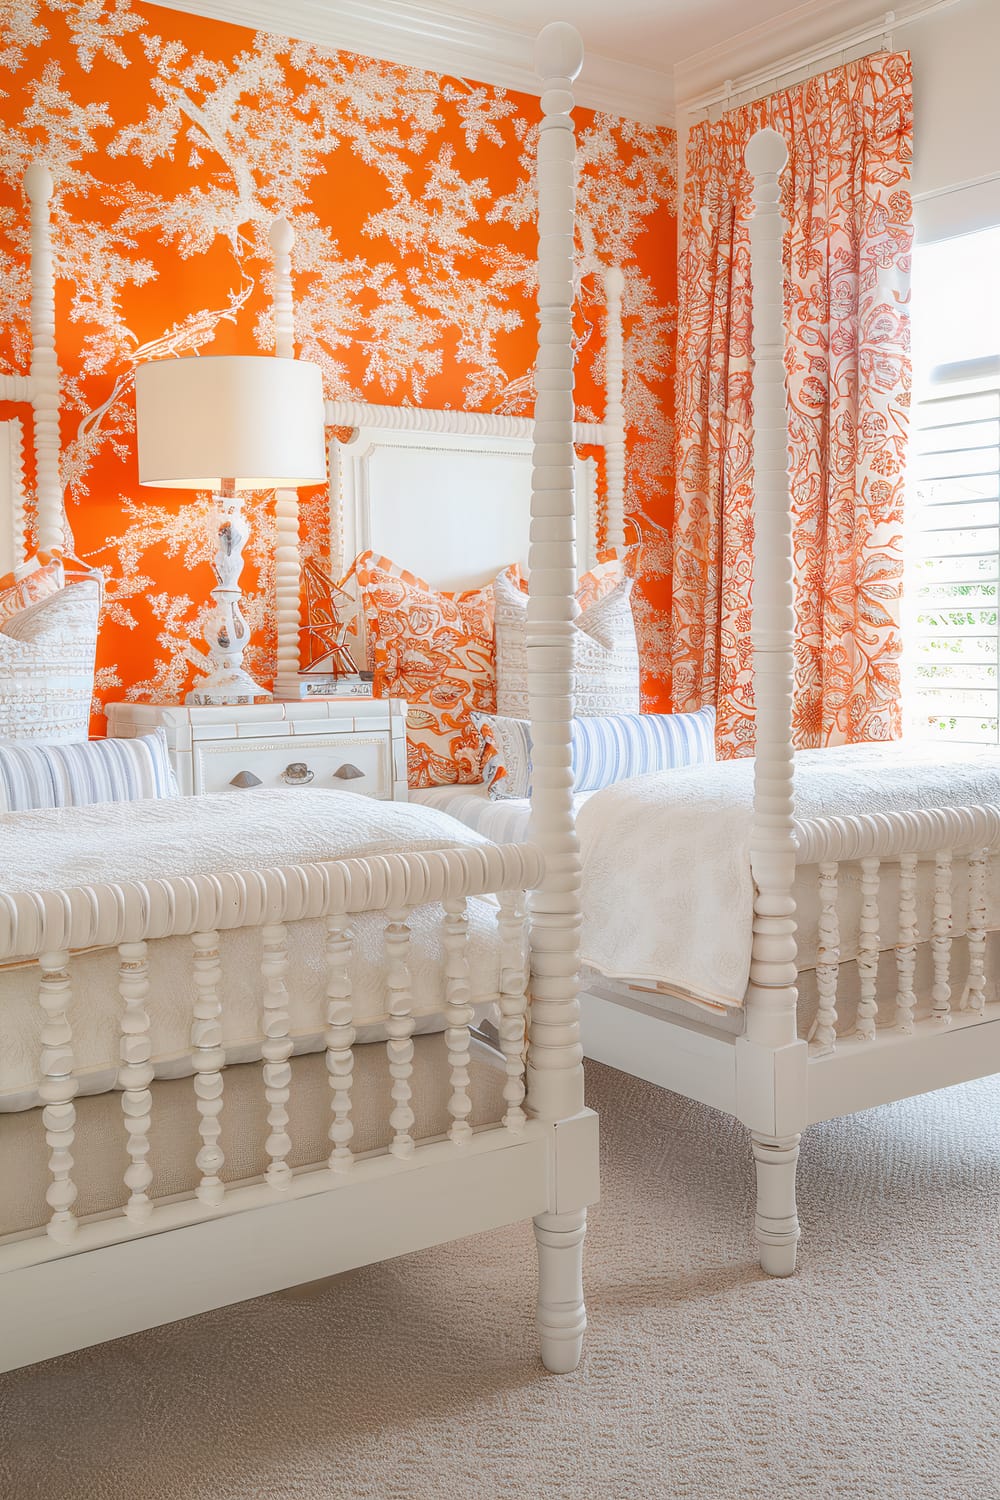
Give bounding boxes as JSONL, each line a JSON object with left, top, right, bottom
{"left": 134, "top": 354, "right": 326, "bottom": 705}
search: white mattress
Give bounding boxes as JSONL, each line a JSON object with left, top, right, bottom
{"left": 410, "top": 783, "right": 594, "bottom": 841}
{"left": 0, "top": 790, "right": 517, "bottom": 1111}
{"left": 1, "top": 1037, "right": 509, "bottom": 1239}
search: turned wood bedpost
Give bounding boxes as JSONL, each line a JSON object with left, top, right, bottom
{"left": 741, "top": 128, "right": 807, "bottom": 1277}
{"left": 270, "top": 216, "right": 303, "bottom": 699}
{"left": 602, "top": 267, "right": 626, "bottom": 552}
{"left": 527, "top": 21, "right": 585, "bottom": 1127}
{"left": 745, "top": 129, "right": 797, "bottom": 1049}
{"left": 24, "top": 163, "right": 64, "bottom": 557}
{"left": 4, "top": 418, "right": 27, "bottom": 573}
{"left": 527, "top": 20, "right": 588, "bottom": 1376}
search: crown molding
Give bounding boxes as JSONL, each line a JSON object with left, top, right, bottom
{"left": 673, "top": 0, "right": 959, "bottom": 114}
{"left": 146, "top": 0, "right": 675, "bottom": 125}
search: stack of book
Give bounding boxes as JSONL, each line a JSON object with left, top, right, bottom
{"left": 289, "top": 672, "right": 375, "bottom": 700}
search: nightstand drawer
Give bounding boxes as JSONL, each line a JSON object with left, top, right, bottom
{"left": 193, "top": 732, "right": 393, "bottom": 798}
{"left": 107, "top": 700, "right": 408, "bottom": 800}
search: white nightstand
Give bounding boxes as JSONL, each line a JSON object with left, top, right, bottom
{"left": 107, "top": 700, "right": 409, "bottom": 801}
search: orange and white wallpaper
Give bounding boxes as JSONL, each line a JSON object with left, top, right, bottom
{"left": 0, "top": 0, "right": 678, "bottom": 723}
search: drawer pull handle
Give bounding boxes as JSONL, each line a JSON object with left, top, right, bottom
{"left": 230, "top": 770, "right": 262, "bottom": 789}
{"left": 282, "top": 762, "right": 314, "bottom": 785}
{"left": 333, "top": 763, "right": 364, "bottom": 781}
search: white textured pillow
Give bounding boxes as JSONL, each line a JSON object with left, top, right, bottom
{"left": 0, "top": 729, "right": 179, "bottom": 813}
{"left": 493, "top": 566, "right": 640, "bottom": 718}
{"left": 0, "top": 578, "right": 101, "bottom": 743}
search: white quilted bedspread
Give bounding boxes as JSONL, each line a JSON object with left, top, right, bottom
{"left": 577, "top": 744, "right": 1000, "bottom": 1009}
{"left": 0, "top": 790, "right": 507, "bottom": 1111}
{"left": 0, "top": 786, "right": 490, "bottom": 893}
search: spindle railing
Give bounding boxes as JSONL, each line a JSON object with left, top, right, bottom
{"left": 1, "top": 842, "right": 541, "bottom": 1259}
{"left": 794, "top": 812, "right": 1000, "bottom": 1056}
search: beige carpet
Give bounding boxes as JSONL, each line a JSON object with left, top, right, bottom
{"left": 3, "top": 1061, "right": 1000, "bottom": 1500}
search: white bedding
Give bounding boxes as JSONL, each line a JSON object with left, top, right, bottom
{"left": 0, "top": 786, "right": 491, "bottom": 895}
{"left": 410, "top": 783, "right": 595, "bottom": 842}
{"left": 577, "top": 744, "right": 1000, "bottom": 1009}
{"left": 0, "top": 789, "right": 513, "bottom": 1111}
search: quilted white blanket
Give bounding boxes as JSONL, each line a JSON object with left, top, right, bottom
{"left": 0, "top": 786, "right": 491, "bottom": 894}
{"left": 0, "top": 790, "right": 506, "bottom": 1110}
{"left": 577, "top": 744, "right": 1000, "bottom": 1009}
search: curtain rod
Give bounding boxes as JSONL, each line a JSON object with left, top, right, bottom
{"left": 679, "top": 0, "right": 960, "bottom": 118}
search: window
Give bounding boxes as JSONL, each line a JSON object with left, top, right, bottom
{"left": 904, "top": 225, "right": 1000, "bottom": 744}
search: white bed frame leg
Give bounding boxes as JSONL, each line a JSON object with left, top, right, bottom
{"left": 741, "top": 128, "right": 808, "bottom": 1277}
{"left": 534, "top": 1208, "right": 587, "bottom": 1374}
{"left": 528, "top": 21, "right": 592, "bottom": 1375}
{"left": 750, "top": 1131, "right": 801, "bottom": 1276}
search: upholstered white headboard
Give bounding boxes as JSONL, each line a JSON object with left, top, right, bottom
{"left": 326, "top": 404, "right": 600, "bottom": 589}
{"left": 268, "top": 215, "right": 625, "bottom": 691}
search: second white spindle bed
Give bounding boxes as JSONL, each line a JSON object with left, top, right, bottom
{"left": 306, "top": 120, "right": 1000, "bottom": 1281}
{"left": 576, "top": 129, "right": 1000, "bottom": 1275}
{"left": 0, "top": 23, "right": 597, "bottom": 1375}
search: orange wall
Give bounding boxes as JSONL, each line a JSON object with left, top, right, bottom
{"left": 0, "top": 0, "right": 677, "bottom": 718}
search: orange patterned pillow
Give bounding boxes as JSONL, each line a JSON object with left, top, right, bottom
{"left": 0, "top": 555, "right": 63, "bottom": 624}
{"left": 355, "top": 551, "right": 496, "bottom": 788}
{"left": 501, "top": 550, "right": 632, "bottom": 612}
{"left": 575, "top": 548, "right": 634, "bottom": 611}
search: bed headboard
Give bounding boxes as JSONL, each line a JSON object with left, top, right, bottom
{"left": 267, "top": 228, "right": 626, "bottom": 690}
{"left": 325, "top": 405, "right": 600, "bottom": 590}
{"left": 320, "top": 264, "right": 625, "bottom": 591}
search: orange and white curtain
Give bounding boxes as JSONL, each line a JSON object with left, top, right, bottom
{"left": 670, "top": 54, "right": 913, "bottom": 757}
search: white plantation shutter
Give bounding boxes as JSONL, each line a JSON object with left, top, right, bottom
{"left": 908, "top": 372, "right": 1000, "bottom": 743}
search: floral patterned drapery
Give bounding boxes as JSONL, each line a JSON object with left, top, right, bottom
{"left": 671, "top": 54, "right": 913, "bottom": 757}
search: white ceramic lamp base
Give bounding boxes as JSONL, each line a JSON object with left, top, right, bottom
{"left": 186, "top": 493, "right": 271, "bottom": 707}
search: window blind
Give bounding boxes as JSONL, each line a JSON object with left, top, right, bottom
{"left": 908, "top": 378, "right": 1000, "bottom": 743}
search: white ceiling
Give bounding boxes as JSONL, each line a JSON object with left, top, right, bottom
{"left": 447, "top": 0, "right": 808, "bottom": 75}
{"left": 150, "top": 0, "right": 947, "bottom": 123}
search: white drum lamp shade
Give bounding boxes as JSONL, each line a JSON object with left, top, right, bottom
{"left": 133, "top": 354, "right": 326, "bottom": 707}
{"left": 134, "top": 355, "right": 326, "bottom": 490}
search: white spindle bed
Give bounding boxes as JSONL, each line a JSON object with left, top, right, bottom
{"left": 577, "top": 130, "right": 1000, "bottom": 1276}
{"left": 310, "top": 118, "right": 1000, "bottom": 1285}
{"left": 0, "top": 23, "right": 597, "bottom": 1375}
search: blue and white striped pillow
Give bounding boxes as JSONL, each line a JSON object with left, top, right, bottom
{"left": 0, "top": 729, "right": 179, "bottom": 813}
{"left": 474, "top": 707, "right": 716, "bottom": 800}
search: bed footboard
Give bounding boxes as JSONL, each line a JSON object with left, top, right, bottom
{"left": 786, "top": 805, "right": 1000, "bottom": 1122}
{"left": 0, "top": 839, "right": 603, "bottom": 1371}
{"left": 794, "top": 805, "right": 1000, "bottom": 1043}
{"left": 2, "top": 843, "right": 541, "bottom": 1254}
